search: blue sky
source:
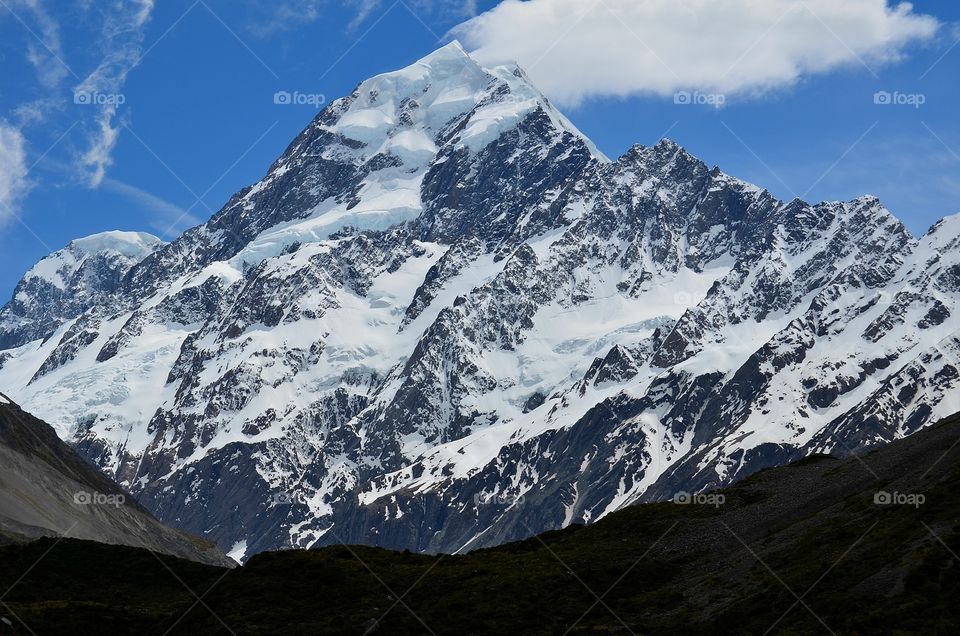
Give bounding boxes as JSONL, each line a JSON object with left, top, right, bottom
{"left": 1, "top": 0, "right": 958, "bottom": 300}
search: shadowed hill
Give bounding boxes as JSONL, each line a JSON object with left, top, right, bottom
{"left": 0, "top": 394, "right": 232, "bottom": 567}
{"left": 2, "top": 410, "right": 959, "bottom": 634}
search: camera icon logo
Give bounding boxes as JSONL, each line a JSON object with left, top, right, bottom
{"left": 873, "top": 91, "right": 892, "bottom": 105}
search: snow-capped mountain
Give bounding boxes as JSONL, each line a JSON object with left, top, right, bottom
{"left": 1, "top": 42, "right": 957, "bottom": 560}
{"left": 0, "top": 231, "right": 164, "bottom": 351}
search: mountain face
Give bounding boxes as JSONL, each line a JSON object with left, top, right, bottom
{"left": 0, "top": 231, "right": 164, "bottom": 351}
{"left": 0, "top": 42, "right": 957, "bottom": 560}
{"left": 0, "top": 392, "right": 232, "bottom": 566}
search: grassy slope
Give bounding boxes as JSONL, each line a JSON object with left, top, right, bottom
{"left": 2, "top": 413, "right": 959, "bottom": 635}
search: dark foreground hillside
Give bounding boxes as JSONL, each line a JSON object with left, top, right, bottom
{"left": 3, "top": 412, "right": 960, "bottom": 635}
{"left": 0, "top": 395, "right": 232, "bottom": 567}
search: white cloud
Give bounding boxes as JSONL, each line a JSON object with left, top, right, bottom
{"left": 80, "top": 115, "right": 122, "bottom": 188}
{"left": 247, "top": 0, "right": 324, "bottom": 37}
{"left": 453, "top": 0, "right": 940, "bottom": 106}
{"left": 75, "top": 0, "right": 154, "bottom": 187}
{"left": 15, "top": 0, "right": 70, "bottom": 89}
{"left": 2, "top": 0, "right": 70, "bottom": 128}
{"left": 101, "top": 178, "right": 201, "bottom": 238}
{"left": 12, "top": 97, "right": 61, "bottom": 127}
{"left": 0, "top": 121, "right": 30, "bottom": 222}
{"left": 347, "top": 0, "right": 381, "bottom": 31}
{"left": 248, "top": 0, "right": 376, "bottom": 37}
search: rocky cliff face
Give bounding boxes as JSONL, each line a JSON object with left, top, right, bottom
{"left": 0, "top": 42, "right": 957, "bottom": 561}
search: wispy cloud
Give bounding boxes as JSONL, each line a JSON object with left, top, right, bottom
{"left": 1, "top": 0, "right": 71, "bottom": 133}
{"left": 15, "top": 0, "right": 70, "bottom": 89}
{"left": 245, "top": 0, "right": 327, "bottom": 38}
{"left": 74, "top": 0, "right": 155, "bottom": 187}
{"left": 453, "top": 0, "right": 940, "bottom": 107}
{"left": 0, "top": 120, "right": 30, "bottom": 223}
{"left": 347, "top": 0, "right": 380, "bottom": 31}
{"left": 100, "top": 177, "right": 201, "bottom": 239}
{"left": 247, "top": 0, "right": 477, "bottom": 38}
{"left": 12, "top": 97, "right": 62, "bottom": 128}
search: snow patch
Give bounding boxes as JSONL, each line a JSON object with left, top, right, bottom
{"left": 227, "top": 540, "right": 248, "bottom": 563}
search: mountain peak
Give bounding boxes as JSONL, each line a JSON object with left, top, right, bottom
{"left": 617, "top": 138, "right": 704, "bottom": 175}
{"left": 417, "top": 39, "right": 471, "bottom": 64}
{"left": 921, "top": 210, "right": 960, "bottom": 246}
{"left": 323, "top": 42, "right": 491, "bottom": 147}
{"left": 620, "top": 138, "right": 688, "bottom": 158}
{"left": 25, "top": 230, "right": 164, "bottom": 285}
{"left": 68, "top": 231, "right": 165, "bottom": 258}
{"left": 0, "top": 229, "right": 165, "bottom": 349}
{"left": 315, "top": 41, "right": 603, "bottom": 162}
{"left": 655, "top": 137, "right": 681, "bottom": 151}
{"left": 363, "top": 39, "right": 485, "bottom": 93}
